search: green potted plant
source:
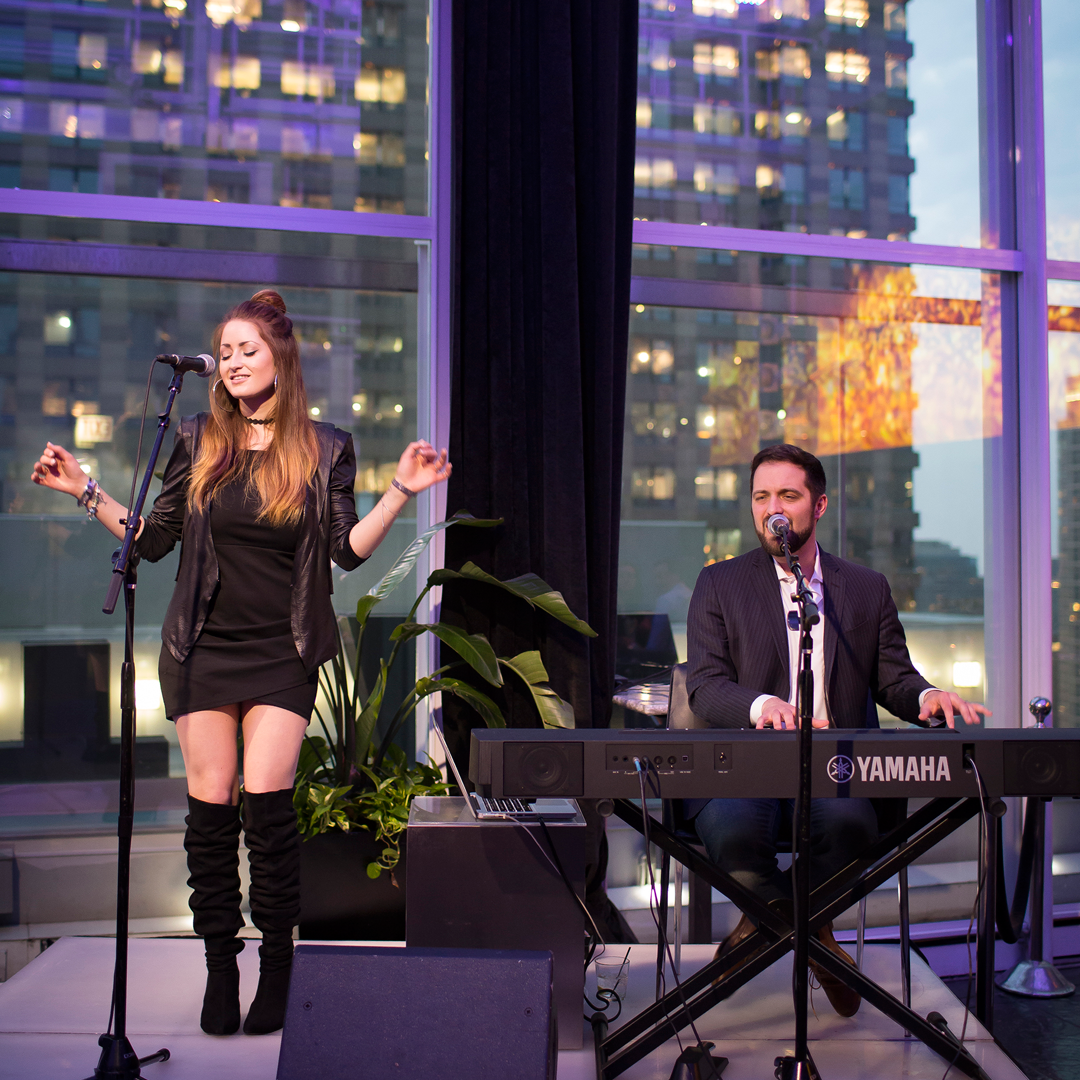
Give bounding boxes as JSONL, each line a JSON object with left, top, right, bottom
{"left": 294, "top": 512, "right": 596, "bottom": 938}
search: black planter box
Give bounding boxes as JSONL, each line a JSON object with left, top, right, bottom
{"left": 299, "top": 827, "right": 406, "bottom": 940}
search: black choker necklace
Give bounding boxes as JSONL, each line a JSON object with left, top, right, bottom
{"left": 243, "top": 415, "right": 274, "bottom": 425}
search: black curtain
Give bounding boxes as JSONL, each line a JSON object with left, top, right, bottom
{"left": 444, "top": 0, "right": 639, "bottom": 743}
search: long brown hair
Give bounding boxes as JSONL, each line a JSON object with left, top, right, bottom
{"left": 187, "top": 289, "right": 319, "bottom": 525}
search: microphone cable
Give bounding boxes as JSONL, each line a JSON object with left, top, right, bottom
{"left": 125, "top": 357, "right": 160, "bottom": 527}
{"left": 635, "top": 757, "right": 724, "bottom": 1080}
{"left": 509, "top": 819, "right": 615, "bottom": 1018}
{"left": 940, "top": 756, "right": 992, "bottom": 1080}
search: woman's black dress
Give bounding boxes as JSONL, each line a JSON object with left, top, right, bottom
{"left": 158, "top": 451, "right": 318, "bottom": 720}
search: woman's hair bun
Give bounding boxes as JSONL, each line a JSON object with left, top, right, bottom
{"left": 251, "top": 289, "right": 287, "bottom": 314}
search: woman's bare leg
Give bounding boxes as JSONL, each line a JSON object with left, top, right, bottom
{"left": 175, "top": 706, "right": 242, "bottom": 805}
{"left": 239, "top": 703, "right": 308, "bottom": 792}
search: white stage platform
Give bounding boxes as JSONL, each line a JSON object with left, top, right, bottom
{"left": 0, "top": 937, "right": 1028, "bottom": 1079}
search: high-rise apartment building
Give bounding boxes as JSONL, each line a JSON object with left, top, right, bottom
{"left": 0, "top": 1, "right": 429, "bottom": 771}
{"left": 622, "top": 0, "right": 930, "bottom": 619}
{"left": 1054, "top": 387, "right": 1080, "bottom": 724}
{"left": 0, "top": 0, "right": 427, "bottom": 213}
{"left": 635, "top": 0, "right": 914, "bottom": 244}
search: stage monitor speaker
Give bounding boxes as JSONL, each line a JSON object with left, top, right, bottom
{"left": 276, "top": 944, "right": 556, "bottom": 1080}
{"left": 1003, "top": 739, "right": 1080, "bottom": 797}
{"left": 502, "top": 740, "right": 583, "bottom": 797}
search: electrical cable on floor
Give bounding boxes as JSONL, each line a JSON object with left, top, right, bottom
{"left": 941, "top": 757, "right": 992, "bottom": 1080}
{"left": 636, "top": 757, "right": 724, "bottom": 1080}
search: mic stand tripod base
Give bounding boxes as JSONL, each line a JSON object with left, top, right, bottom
{"left": 669, "top": 1041, "right": 728, "bottom": 1080}
{"left": 774, "top": 1052, "right": 821, "bottom": 1080}
{"left": 83, "top": 1033, "right": 170, "bottom": 1080}
{"left": 999, "top": 959, "right": 1076, "bottom": 998}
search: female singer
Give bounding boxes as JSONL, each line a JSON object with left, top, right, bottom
{"left": 31, "top": 290, "right": 451, "bottom": 1036}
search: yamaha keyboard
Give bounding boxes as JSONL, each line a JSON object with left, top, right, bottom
{"left": 468, "top": 727, "right": 1080, "bottom": 800}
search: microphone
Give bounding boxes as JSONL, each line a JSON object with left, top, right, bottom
{"left": 766, "top": 513, "right": 791, "bottom": 538}
{"left": 156, "top": 353, "right": 216, "bottom": 378}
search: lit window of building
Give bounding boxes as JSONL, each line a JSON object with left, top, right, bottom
{"left": 825, "top": 0, "right": 869, "bottom": 27}
{"left": 780, "top": 109, "right": 810, "bottom": 139}
{"left": 826, "top": 50, "right": 870, "bottom": 85}
{"left": 695, "top": 42, "right": 739, "bottom": 77}
{"left": 755, "top": 49, "right": 779, "bottom": 81}
{"left": 355, "top": 66, "right": 407, "bottom": 105}
{"left": 754, "top": 111, "right": 780, "bottom": 140}
{"left": 692, "top": 0, "right": 738, "bottom": 17}
{"left": 759, "top": 0, "right": 809, "bottom": 19}
{"left": 886, "top": 55, "right": 908, "bottom": 95}
{"left": 694, "top": 103, "right": 741, "bottom": 137}
{"left": 779, "top": 46, "right": 810, "bottom": 80}
{"left": 884, "top": 2, "right": 907, "bottom": 34}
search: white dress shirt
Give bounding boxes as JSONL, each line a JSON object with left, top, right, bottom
{"left": 749, "top": 550, "right": 828, "bottom": 725}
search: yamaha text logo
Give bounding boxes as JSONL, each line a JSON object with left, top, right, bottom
{"left": 827, "top": 755, "right": 854, "bottom": 783}
{"left": 858, "top": 755, "right": 952, "bottom": 782}
{"left": 827, "top": 754, "right": 953, "bottom": 784}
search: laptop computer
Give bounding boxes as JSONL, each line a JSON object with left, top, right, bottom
{"left": 431, "top": 723, "right": 578, "bottom": 821}
{"left": 615, "top": 612, "right": 679, "bottom": 682}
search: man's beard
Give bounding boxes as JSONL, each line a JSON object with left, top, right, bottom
{"left": 755, "top": 518, "right": 813, "bottom": 562}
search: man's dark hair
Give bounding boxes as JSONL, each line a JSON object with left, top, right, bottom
{"left": 750, "top": 444, "right": 828, "bottom": 502}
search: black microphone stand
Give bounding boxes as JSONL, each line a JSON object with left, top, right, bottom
{"left": 84, "top": 369, "right": 187, "bottom": 1080}
{"left": 774, "top": 528, "right": 821, "bottom": 1080}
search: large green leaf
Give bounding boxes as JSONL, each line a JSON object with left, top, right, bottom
{"left": 428, "top": 562, "right": 596, "bottom": 637}
{"left": 354, "top": 659, "right": 388, "bottom": 762}
{"left": 499, "top": 651, "right": 575, "bottom": 729}
{"left": 392, "top": 622, "right": 503, "bottom": 687}
{"left": 355, "top": 513, "right": 502, "bottom": 627}
{"left": 297, "top": 735, "right": 333, "bottom": 782}
{"left": 414, "top": 676, "right": 506, "bottom": 728}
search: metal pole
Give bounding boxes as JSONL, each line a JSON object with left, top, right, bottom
{"left": 999, "top": 697, "right": 1075, "bottom": 996}
{"left": 775, "top": 532, "right": 819, "bottom": 1080}
{"left": 975, "top": 796, "right": 998, "bottom": 1029}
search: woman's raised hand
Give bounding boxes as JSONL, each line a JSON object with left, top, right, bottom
{"left": 31, "top": 442, "right": 88, "bottom": 499}
{"left": 393, "top": 440, "right": 452, "bottom": 494}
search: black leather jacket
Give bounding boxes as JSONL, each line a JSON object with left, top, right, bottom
{"left": 135, "top": 413, "right": 366, "bottom": 673}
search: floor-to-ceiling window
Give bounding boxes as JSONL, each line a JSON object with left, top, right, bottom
{"left": 0, "top": 0, "right": 447, "bottom": 792}
{"left": 620, "top": 0, "right": 1061, "bottom": 743}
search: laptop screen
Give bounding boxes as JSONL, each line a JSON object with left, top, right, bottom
{"left": 615, "top": 612, "right": 678, "bottom": 679}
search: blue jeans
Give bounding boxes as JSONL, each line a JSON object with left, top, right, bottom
{"left": 693, "top": 797, "right": 878, "bottom": 913}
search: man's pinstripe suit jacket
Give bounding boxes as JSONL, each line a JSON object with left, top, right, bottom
{"left": 685, "top": 544, "right": 932, "bottom": 732}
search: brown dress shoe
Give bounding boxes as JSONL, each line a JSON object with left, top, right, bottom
{"left": 808, "top": 921, "right": 861, "bottom": 1017}
{"left": 711, "top": 912, "right": 759, "bottom": 985}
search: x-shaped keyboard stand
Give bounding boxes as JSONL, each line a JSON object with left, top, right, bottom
{"left": 591, "top": 795, "right": 996, "bottom": 1080}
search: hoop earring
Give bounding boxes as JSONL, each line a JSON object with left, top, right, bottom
{"left": 274, "top": 373, "right": 278, "bottom": 391}
{"left": 212, "top": 379, "right": 236, "bottom": 410}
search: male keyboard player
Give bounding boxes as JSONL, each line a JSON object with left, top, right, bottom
{"left": 684, "top": 443, "right": 989, "bottom": 1015}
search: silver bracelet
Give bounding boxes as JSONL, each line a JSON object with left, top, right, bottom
{"left": 391, "top": 477, "right": 418, "bottom": 498}
{"left": 378, "top": 496, "right": 402, "bottom": 532}
{"left": 77, "top": 479, "right": 103, "bottom": 520}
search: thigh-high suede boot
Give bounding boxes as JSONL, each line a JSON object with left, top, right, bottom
{"left": 242, "top": 787, "right": 301, "bottom": 1035}
{"left": 184, "top": 795, "right": 246, "bottom": 1035}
